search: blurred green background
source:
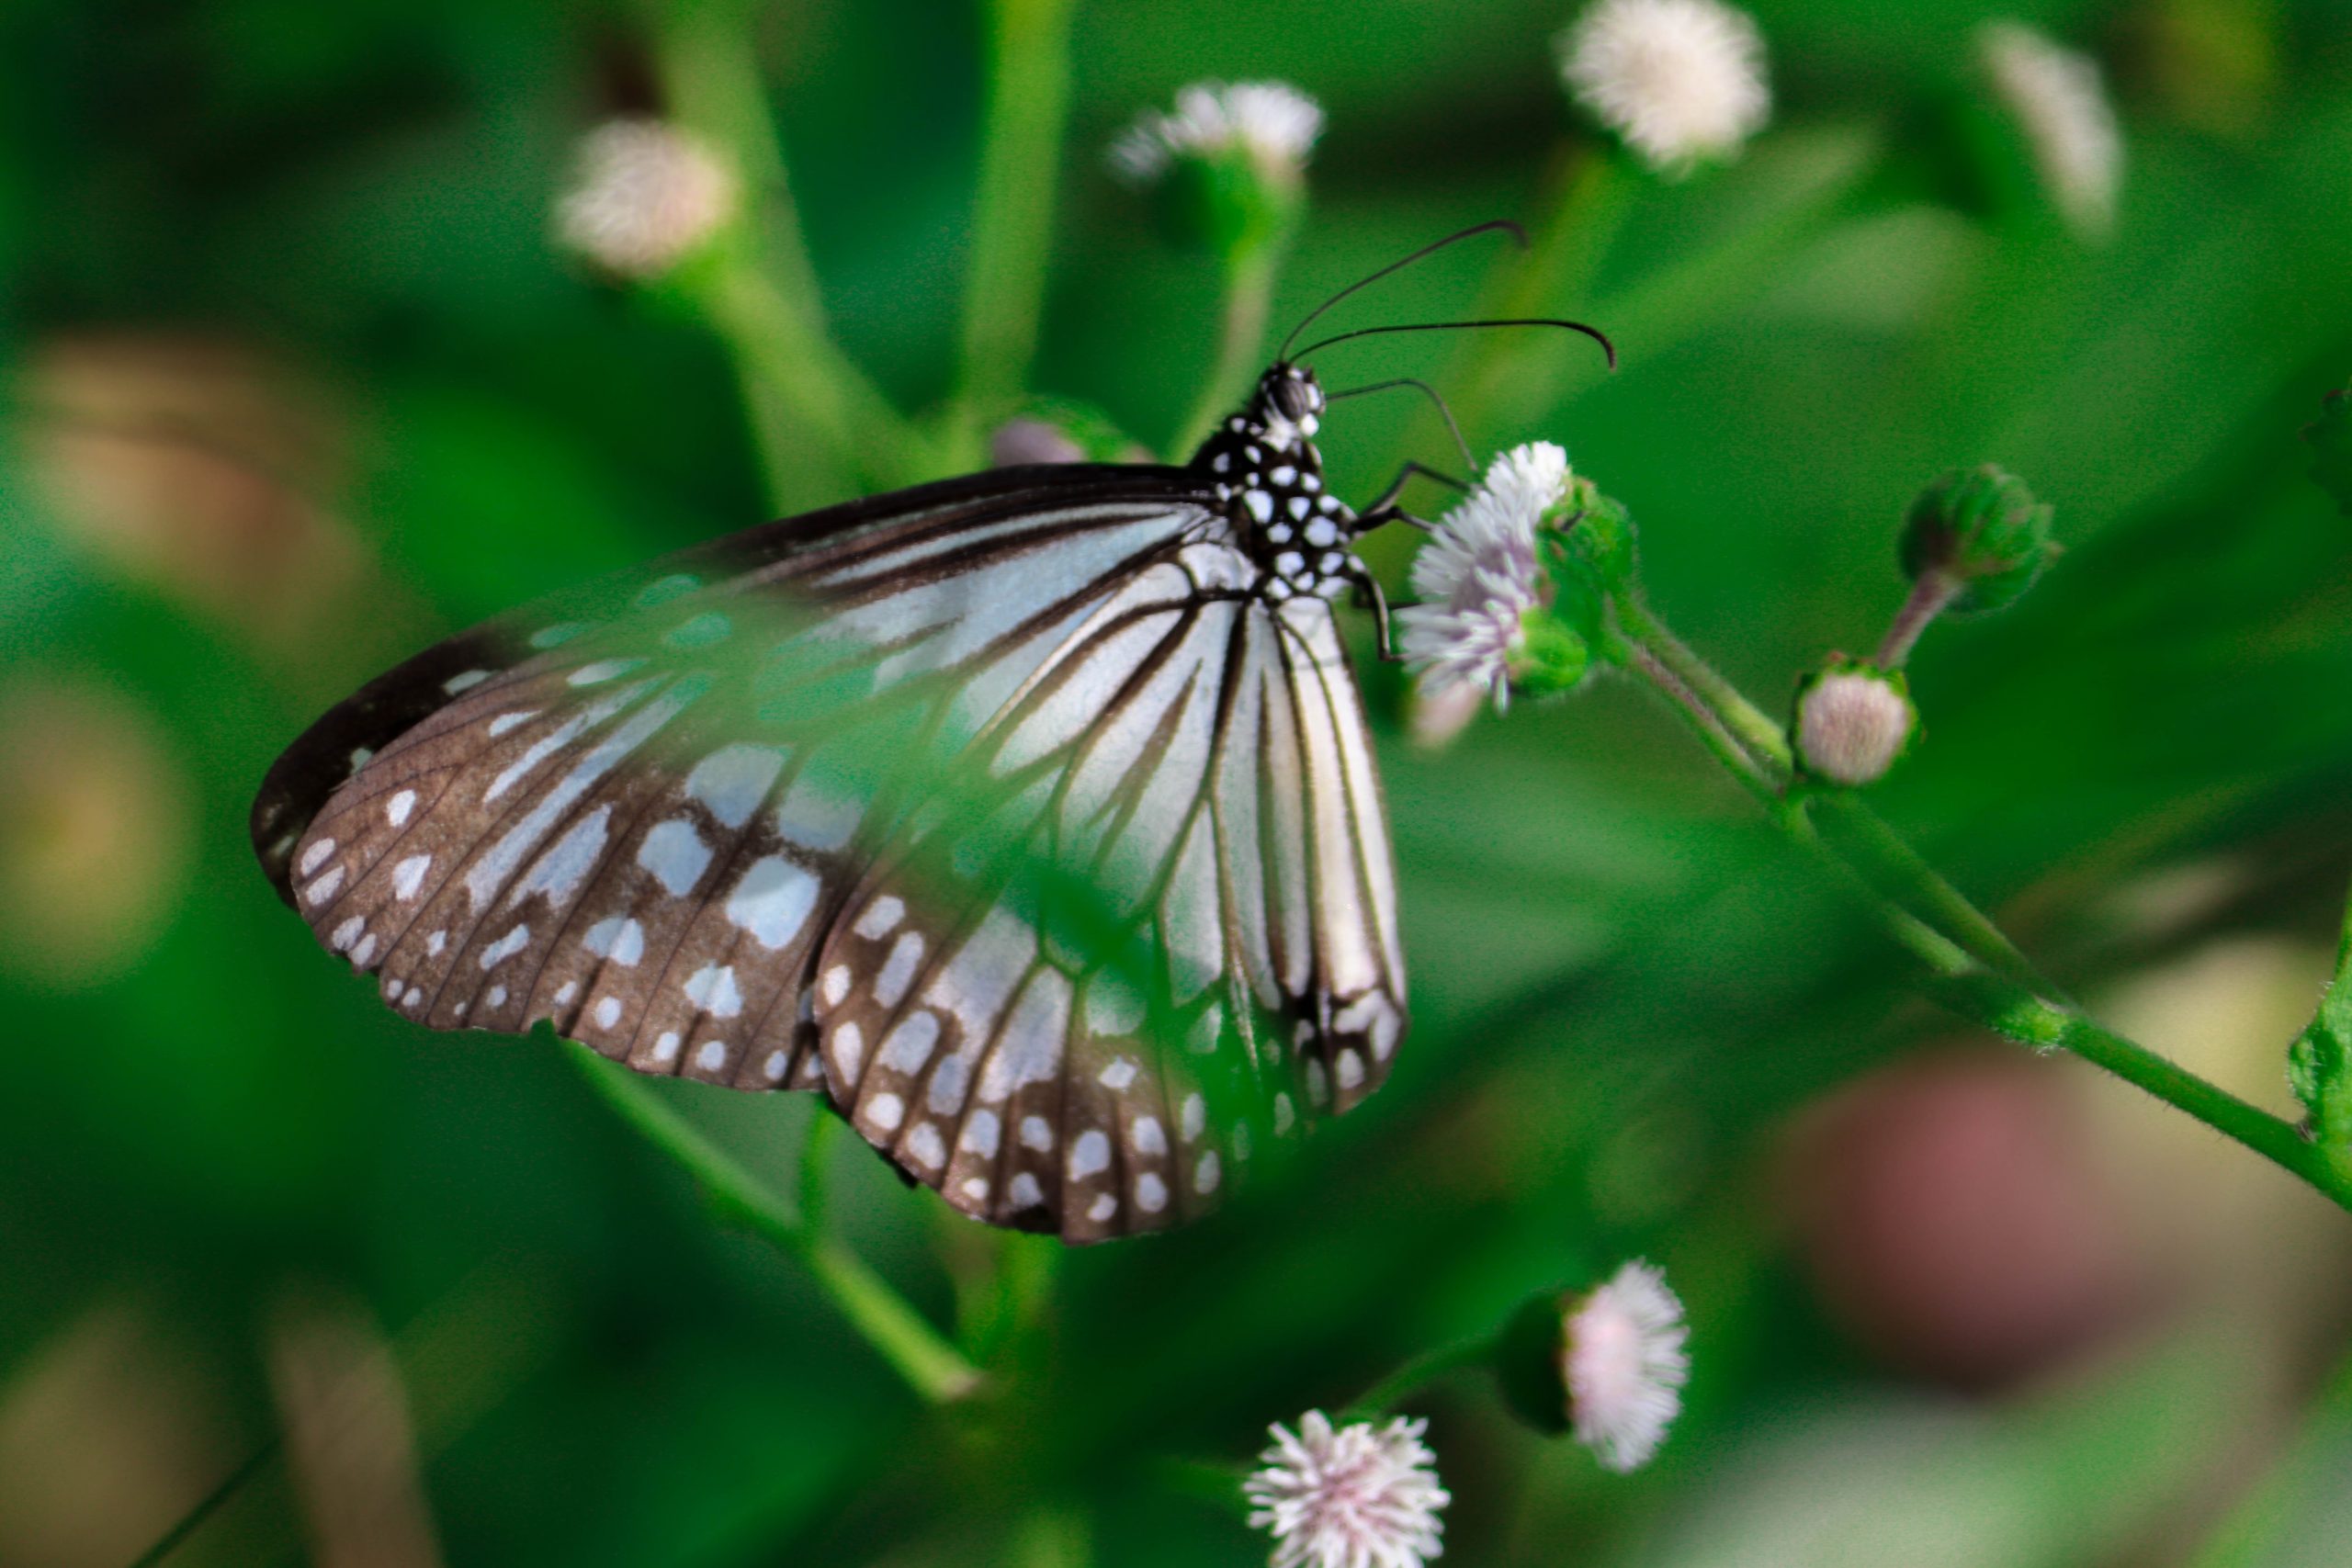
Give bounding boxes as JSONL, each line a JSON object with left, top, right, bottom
{"left": 6, "top": 0, "right": 2352, "bottom": 1562}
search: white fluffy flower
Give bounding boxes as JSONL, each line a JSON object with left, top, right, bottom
{"left": 1396, "top": 442, "right": 1571, "bottom": 710}
{"left": 1556, "top": 0, "right": 1771, "bottom": 174}
{"left": 1561, "top": 1259, "right": 1690, "bottom": 1472}
{"left": 1979, "top": 21, "right": 2124, "bottom": 238}
{"left": 1109, "top": 81, "right": 1325, "bottom": 185}
{"left": 554, "top": 118, "right": 737, "bottom": 278}
{"left": 1245, "top": 1411, "right": 1449, "bottom": 1568}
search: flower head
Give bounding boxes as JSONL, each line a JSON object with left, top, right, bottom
{"left": 1397, "top": 443, "right": 1572, "bottom": 710}
{"left": 1557, "top": 0, "right": 1771, "bottom": 174}
{"left": 1110, "top": 81, "right": 1325, "bottom": 186}
{"left": 1794, "top": 663, "right": 1915, "bottom": 787}
{"left": 554, "top": 118, "right": 738, "bottom": 279}
{"left": 1979, "top": 22, "right": 2124, "bottom": 239}
{"left": 1245, "top": 1411, "right": 1449, "bottom": 1568}
{"left": 1560, "top": 1259, "right": 1690, "bottom": 1472}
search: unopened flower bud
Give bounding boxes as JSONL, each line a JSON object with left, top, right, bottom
{"left": 989, "top": 398, "right": 1150, "bottom": 468}
{"left": 1794, "top": 662, "right": 1915, "bottom": 786}
{"left": 1109, "top": 81, "right": 1322, "bottom": 259}
{"left": 1493, "top": 1260, "right": 1690, "bottom": 1472}
{"left": 1899, "top": 464, "right": 2057, "bottom": 615}
{"left": 554, "top": 118, "right": 738, "bottom": 280}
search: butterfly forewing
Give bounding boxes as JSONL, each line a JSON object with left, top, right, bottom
{"left": 258, "top": 434, "right": 1409, "bottom": 1242}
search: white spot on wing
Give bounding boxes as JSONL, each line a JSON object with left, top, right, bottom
{"left": 594, "top": 996, "right": 622, "bottom": 1029}
{"left": 299, "top": 839, "right": 335, "bottom": 876}
{"left": 582, "top": 917, "right": 644, "bottom": 965}
{"left": 683, "top": 964, "right": 743, "bottom": 1019}
{"left": 386, "top": 790, "right": 416, "bottom": 827}
{"left": 637, "top": 818, "right": 711, "bottom": 896}
{"left": 854, "top": 896, "right": 903, "bottom": 940}
{"left": 391, "top": 854, "right": 432, "bottom": 901}
{"left": 725, "top": 856, "right": 820, "bottom": 951}
{"left": 874, "top": 931, "right": 926, "bottom": 1009}
{"left": 1069, "top": 1130, "right": 1110, "bottom": 1180}
{"left": 865, "top": 1092, "right": 904, "bottom": 1132}
{"left": 479, "top": 923, "right": 530, "bottom": 969}
{"left": 684, "top": 744, "right": 787, "bottom": 829}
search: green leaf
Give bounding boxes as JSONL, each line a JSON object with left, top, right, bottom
{"left": 2303, "top": 388, "right": 2352, "bottom": 516}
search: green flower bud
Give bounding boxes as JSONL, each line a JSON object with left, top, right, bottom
{"left": 1899, "top": 464, "right": 2058, "bottom": 615}
{"left": 1510, "top": 609, "right": 1593, "bottom": 697}
{"left": 2304, "top": 386, "right": 2352, "bottom": 517}
{"left": 1109, "top": 83, "right": 1322, "bottom": 262}
{"left": 1491, "top": 1260, "right": 1691, "bottom": 1471}
{"left": 1793, "top": 660, "right": 1916, "bottom": 786}
{"left": 989, "top": 397, "right": 1150, "bottom": 468}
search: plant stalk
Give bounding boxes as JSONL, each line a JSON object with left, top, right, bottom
{"left": 569, "top": 1048, "right": 983, "bottom": 1401}
{"left": 955, "top": 0, "right": 1080, "bottom": 456}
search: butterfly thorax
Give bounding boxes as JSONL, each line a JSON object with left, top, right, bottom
{"left": 1191, "top": 363, "right": 1359, "bottom": 604}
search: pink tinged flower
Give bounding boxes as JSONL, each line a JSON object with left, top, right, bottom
{"left": 1244, "top": 1411, "right": 1450, "bottom": 1568}
{"left": 1397, "top": 443, "right": 1571, "bottom": 711}
{"left": 1561, "top": 1259, "right": 1690, "bottom": 1472}
{"left": 554, "top": 118, "right": 738, "bottom": 279}
{"left": 1557, "top": 0, "right": 1771, "bottom": 175}
{"left": 1794, "top": 667, "right": 1915, "bottom": 786}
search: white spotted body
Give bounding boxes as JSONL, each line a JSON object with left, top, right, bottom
{"left": 1193, "top": 364, "right": 1362, "bottom": 603}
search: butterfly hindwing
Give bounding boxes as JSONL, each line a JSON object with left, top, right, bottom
{"left": 813, "top": 544, "right": 1408, "bottom": 1240}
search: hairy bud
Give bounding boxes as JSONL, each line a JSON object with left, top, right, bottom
{"left": 1899, "top": 464, "right": 2057, "bottom": 615}
{"left": 1794, "top": 661, "right": 1915, "bottom": 786}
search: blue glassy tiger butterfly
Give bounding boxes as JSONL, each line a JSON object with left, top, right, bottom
{"left": 252, "top": 225, "right": 1611, "bottom": 1242}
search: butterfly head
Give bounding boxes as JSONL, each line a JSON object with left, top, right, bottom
{"left": 1193, "top": 363, "right": 1360, "bottom": 602}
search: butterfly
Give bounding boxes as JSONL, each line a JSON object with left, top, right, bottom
{"left": 251, "top": 229, "right": 1611, "bottom": 1242}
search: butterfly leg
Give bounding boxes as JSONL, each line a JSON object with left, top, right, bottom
{"left": 1341, "top": 559, "right": 1399, "bottom": 660}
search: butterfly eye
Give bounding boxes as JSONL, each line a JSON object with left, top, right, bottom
{"left": 1272, "top": 376, "right": 1314, "bottom": 421}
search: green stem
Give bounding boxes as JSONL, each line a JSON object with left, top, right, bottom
{"left": 1448, "top": 141, "right": 1632, "bottom": 438}
{"left": 1590, "top": 592, "right": 2352, "bottom": 1214}
{"left": 655, "top": 1, "right": 933, "bottom": 498}
{"left": 954, "top": 0, "right": 1079, "bottom": 456}
{"left": 2188, "top": 1345, "right": 2352, "bottom": 1568}
{"left": 1340, "top": 1334, "right": 1498, "bottom": 1423}
{"left": 568, "top": 1048, "right": 983, "bottom": 1401}
{"left": 1173, "top": 243, "right": 1280, "bottom": 459}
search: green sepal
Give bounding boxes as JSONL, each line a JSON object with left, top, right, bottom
{"left": 2304, "top": 388, "right": 2352, "bottom": 517}
{"left": 1561, "top": 482, "right": 1638, "bottom": 593}
{"left": 1512, "top": 610, "right": 1592, "bottom": 697}
{"left": 1491, "top": 1290, "right": 1572, "bottom": 1437}
{"left": 1900, "top": 465, "right": 2058, "bottom": 615}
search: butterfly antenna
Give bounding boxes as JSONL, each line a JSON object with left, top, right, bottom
{"left": 1296, "top": 316, "right": 1618, "bottom": 370}
{"left": 1275, "top": 220, "right": 1529, "bottom": 364}
{"left": 1325, "top": 377, "right": 1476, "bottom": 471}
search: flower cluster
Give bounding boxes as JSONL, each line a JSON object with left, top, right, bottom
{"left": 1109, "top": 81, "right": 1325, "bottom": 187}
{"left": 1246, "top": 1411, "right": 1449, "bottom": 1568}
{"left": 553, "top": 118, "right": 738, "bottom": 280}
{"left": 1397, "top": 443, "right": 1573, "bottom": 711}
{"left": 1557, "top": 0, "right": 1771, "bottom": 174}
